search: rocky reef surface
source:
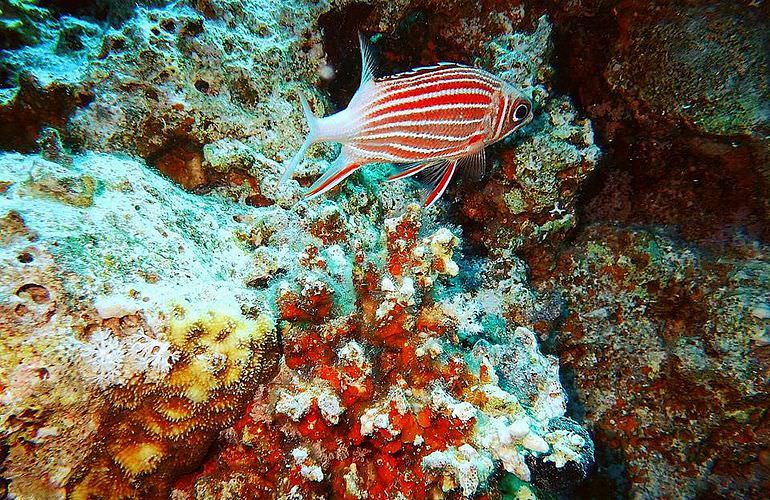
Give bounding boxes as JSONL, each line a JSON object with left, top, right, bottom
{"left": 1, "top": 0, "right": 769, "bottom": 498}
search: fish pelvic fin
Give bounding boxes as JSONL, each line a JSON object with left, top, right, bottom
{"left": 387, "top": 157, "right": 460, "bottom": 207}
{"left": 421, "top": 158, "right": 459, "bottom": 208}
{"left": 280, "top": 91, "right": 320, "bottom": 185}
{"left": 303, "top": 148, "right": 361, "bottom": 202}
{"left": 387, "top": 159, "right": 444, "bottom": 182}
{"left": 457, "top": 148, "right": 486, "bottom": 181}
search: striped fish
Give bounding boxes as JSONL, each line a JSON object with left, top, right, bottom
{"left": 281, "top": 34, "right": 533, "bottom": 207}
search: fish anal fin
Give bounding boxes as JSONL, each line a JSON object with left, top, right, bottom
{"left": 304, "top": 149, "right": 361, "bottom": 202}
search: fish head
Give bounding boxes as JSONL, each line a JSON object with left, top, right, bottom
{"left": 491, "top": 84, "right": 533, "bottom": 141}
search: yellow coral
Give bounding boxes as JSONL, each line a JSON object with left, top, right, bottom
{"left": 111, "top": 440, "right": 168, "bottom": 477}
{"left": 67, "top": 306, "right": 279, "bottom": 498}
{"left": 165, "top": 308, "right": 275, "bottom": 402}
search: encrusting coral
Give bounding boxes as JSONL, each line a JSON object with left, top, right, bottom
{"left": 0, "top": 152, "right": 593, "bottom": 498}
{"left": 546, "top": 224, "right": 770, "bottom": 498}
{"left": 69, "top": 306, "right": 278, "bottom": 499}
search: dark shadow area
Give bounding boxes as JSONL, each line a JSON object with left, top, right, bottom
{"left": 316, "top": 2, "right": 375, "bottom": 111}
{"left": 544, "top": 0, "right": 770, "bottom": 254}
{"left": 317, "top": 2, "right": 474, "bottom": 111}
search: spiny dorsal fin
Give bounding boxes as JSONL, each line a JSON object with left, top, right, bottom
{"left": 358, "top": 32, "right": 378, "bottom": 85}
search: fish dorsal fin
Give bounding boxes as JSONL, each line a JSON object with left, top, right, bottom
{"left": 358, "top": 32, "right": 378, "bottom": 85}
{"left": 458, "top": 149, "right": 487, "bottom": 182}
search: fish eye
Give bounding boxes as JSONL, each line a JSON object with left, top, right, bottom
{"left": 513, "top": 103, "right": 530, "bottom": 121}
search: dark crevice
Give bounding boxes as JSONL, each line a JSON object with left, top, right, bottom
{"left": 316, "top": 2, "right": 376, "bottom": 111}
{"left": 545, "top": 2, "right": 770, "bottom": 256}
{"left": 317, "top": 3, "right": 475, "bottom": 111}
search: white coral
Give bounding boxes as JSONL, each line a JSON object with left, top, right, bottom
{"left": 443, "top": 294, "right": 483, "bottom": 335}
{"left": 78, "top": 329, "right": 127, "bottom": 389}
{"left": 422, "top": 444, "right": 493, "bottom": 497}
{"left": 125, "top": 330, "right": 178, "bottom": 377}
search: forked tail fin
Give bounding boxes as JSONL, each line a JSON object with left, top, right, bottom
{"left": 280, "top": 92, "right": 319, "bottom": 185}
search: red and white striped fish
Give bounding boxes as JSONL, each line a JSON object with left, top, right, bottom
{"left": 281, "top": 34, "right": 533, "bottom": 207}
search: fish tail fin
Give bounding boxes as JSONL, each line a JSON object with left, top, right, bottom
{"left": 303, "top": 148, "right": 361, "bottom": 202}
{"left": 280, "top": 92, "right": 320, "bottom": 185}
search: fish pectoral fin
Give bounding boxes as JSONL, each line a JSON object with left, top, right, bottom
{"left": 457, "top": 148, "right": 487, "bottom": 182}
{"left": 420, "top": 159, "right": 459, "bottom": 208}
{"left": 304, "top": 152, "right": 362, "bottom": 202}
{"left": 387, "top": 159, "right": 445, "bottom": 182}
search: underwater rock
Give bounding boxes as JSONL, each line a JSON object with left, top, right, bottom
{"left": 547, "top": 0, "right": 770, "bottom": 222}
{"left": 549, "top": 223, "right": 770, "bottom": 497}
{"left": 66, "top": 0, "right": 328, "bottom": 167}
{"left": 0, "top": 152, "right": 281, "bottom": 497}
{"left": 1, "top": 0, "right": 602, "bottom": 260}
{"left": 606, "top": 1, "right": 769, "bottom": 138}
{"left": 0, "top": 2, "right": 99, "bottom": 151}
{"left": 457, "top": 17, "right": 601, "bottom": 265}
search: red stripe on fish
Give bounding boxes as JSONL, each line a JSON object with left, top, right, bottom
{"left": 377, "top": 65, "right": 499, "bottom": 91}
{"left": 353, "top": 130, "right": 487, "bottom": 164}
{"left": 369, "top": 75, "right": 498, "bottom": 109}
{"left": 305, "top": 161, "right": 361, "bottom": 199}
{"left": 367, "top": 93, "right": 492, "bottom": 120}
{"left": 362, "top": 104, "right": 489, "bottom": 130}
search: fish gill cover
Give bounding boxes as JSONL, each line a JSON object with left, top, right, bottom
{"left": 0, "top": 0, "right": 768, "bottom": 499}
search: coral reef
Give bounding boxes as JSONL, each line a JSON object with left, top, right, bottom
{"left": 172, "top": 204, "right": 592, "bottom": 499}
{"left": 1, "top": 149, "right": 594, "bottom": 498}
{"left": 66, "top": 0, "right": 325, "bottom": 172}
{"left": 2, "top": 0, "right": 768, "bottom": 497}
{"left": 457, "top": 17, "right": 600, "bottom": 264}
{"left": 0, "top": 153, "right": 280, "bottom": 498}
{"left": 0, "top": 0, "right": 99, "bottom": 151}
{"left": 547, "top": 224, "right": 770, "bottom": 497}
